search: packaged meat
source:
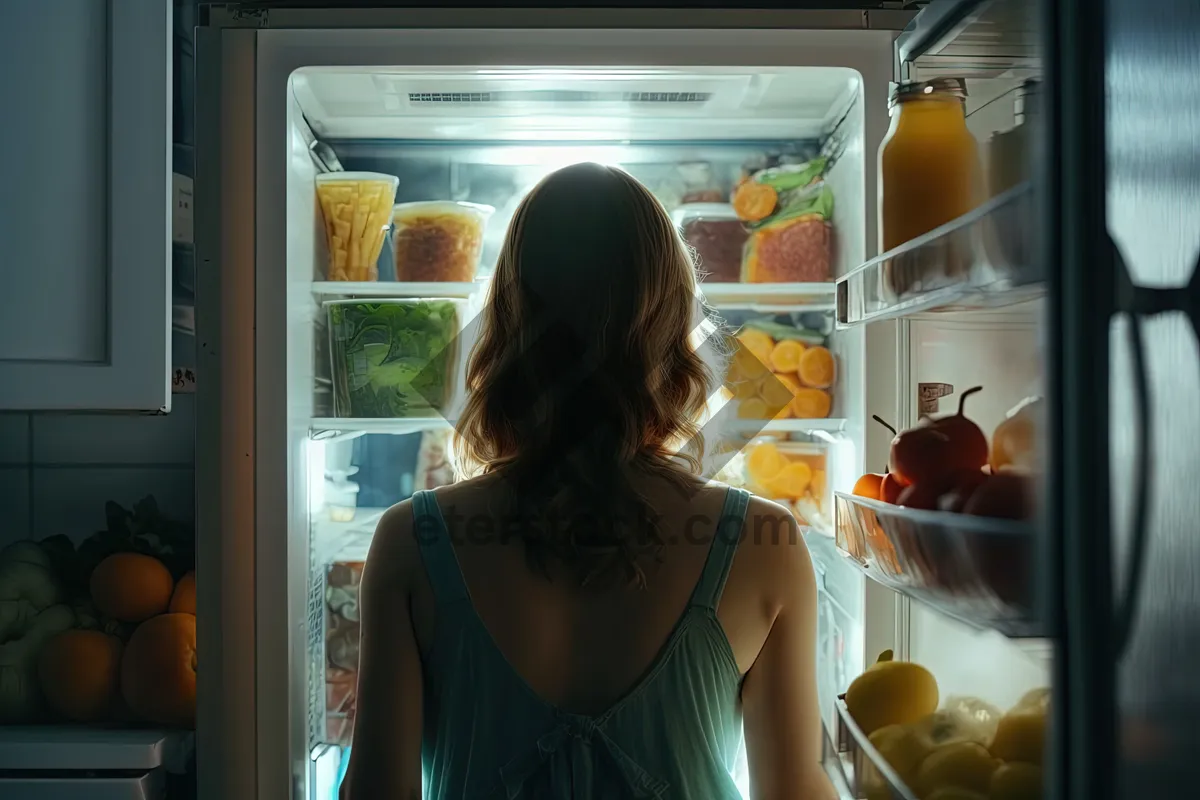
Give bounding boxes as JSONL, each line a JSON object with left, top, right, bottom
{"left": 325, "top": 561, "right": 365, "bottom": 745}
{"left": 392, "top": 201, "right": 494, "bottom": 283}
{"left": 327, "top": 298, "right": 462, "bottom": 418}
{"left": 672, "top": 204, "right": 748, "bottom": 283}
{"left": 316, "top": 172, "right": 399, "bottom": 282}
{"left": 733, "top": 159, "right": 835, "bottom": 283}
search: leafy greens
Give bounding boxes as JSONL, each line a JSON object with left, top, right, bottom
{"left": 329, "top": 300, "right": 460, "bottom": 418}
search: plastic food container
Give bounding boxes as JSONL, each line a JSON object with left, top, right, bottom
{"left": 316, "top": 172, "right": 400, "bottom": 282}
{"left": 744, "top": 214, "right": 833, "bottom": 283}
{"left": 742, "top": 438, "right": 830, "bottom": 530}
{"left": 672, "top": 203, "right": 747, "bottom": 283}
{"left": 392, "top": 201, "right": 494, "bottom": 283}
{"left": 326, "top": 298, "right": 462, "bottom": 418}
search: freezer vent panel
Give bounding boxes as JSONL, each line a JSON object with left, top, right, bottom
{"left": 406, "top": 90, "right": 713, "bottom": 105}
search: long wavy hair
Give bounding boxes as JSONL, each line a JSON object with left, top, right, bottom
{"left": 452, "top": 163, "right": 727, "bottom": 588}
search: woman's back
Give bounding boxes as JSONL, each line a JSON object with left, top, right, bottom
{"left": 340, "top": 163, "right": 833, "bottom": 800}
{"left": 345, "top": 473, "right": 830, "bottom": 799}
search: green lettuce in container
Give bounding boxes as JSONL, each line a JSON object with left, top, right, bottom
{"left": 327, "top": 299, "right": 461, "bottom": 418}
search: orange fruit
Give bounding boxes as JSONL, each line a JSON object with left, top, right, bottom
{"left": 736, "top": 330, "right": 775, "bottom": 368}
{"left": 121, "top": 613, "right": 196, "bottom": 728}
{"left": 732, "top": 181, "right": 779, "bottom": 222}
{"left": 791, "top": 388, "right": 832, "bottom": 419}
{"left": 768, "top": 339, "right": 806, "bottom": 373}
{"left": 170, "top": 571, "right": 196, "bottom": 615}
{"left": 777, "top": 373, "right": 804, "bottom": 395}
{"left": 767, "top": 461, "right": 813, "bottom": 499}
{"left": 798, "top": 346, "right": 836, "bottom": 389}
{"left": 758, "top": 373, "right": 796, "bottom": 415}
{"left": 90, "top": 553, "right": 174, "bottom": 623}
{"left": 746, "top": 442, "right": 787, "bottom": 483}
{"left": 853, "top": 473, "right": 886, "bottom": 500}
{"left": 37, "top": 630, "right": 123, "bottom": 722}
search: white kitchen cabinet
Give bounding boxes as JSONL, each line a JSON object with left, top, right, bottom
{"left": 0, "top": 0, "right": 172, "bottom": 411}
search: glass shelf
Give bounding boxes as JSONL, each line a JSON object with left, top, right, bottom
{"left": 312, "top": 280, "right": 483, "bottom": 299}
{"left": 310, "top": 417, "right": 455, "bottom": 441}
{"left": 834, "top": 492, "right": 1043, "bottom": 638}
{"left": 700, "top": 281, "right": 836, "bottom": 311}
{"left": 310, "top": 416, "right": 843, "bottom": 441}
{"left": 835, "top": 184, "right": 1043, "bottom": 328}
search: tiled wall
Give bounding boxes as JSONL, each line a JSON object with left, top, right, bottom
{"left": 0, "top": 401, "right": 195, "bottom": 546}
{"left": 0, "top": 0, "right": 199, "bottom": 548}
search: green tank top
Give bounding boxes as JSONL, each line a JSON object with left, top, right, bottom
{"left": 411, "top": 486, "right": 751, "bottom": 799}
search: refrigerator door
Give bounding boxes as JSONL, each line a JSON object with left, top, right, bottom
{"left": 197, "top": 11, "right": 907, "bottom": 800}
{"left": 1103, "top": 0, "right": 1200, "bottom": 797}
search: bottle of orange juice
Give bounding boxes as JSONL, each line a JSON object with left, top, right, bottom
{"left": 878, "top": 78, "right": 982, "bottom": 252}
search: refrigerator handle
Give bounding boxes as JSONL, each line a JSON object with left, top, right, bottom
{"left": 1109, "top": 241, "right": 1152, "bottom": 656}
{"left": 1109, "top": 237, "right": 1200, "bottom": 654}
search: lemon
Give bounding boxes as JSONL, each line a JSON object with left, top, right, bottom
{"left": 845, "top": 653, "right": 939, "bottom": 736}
{"left": 868, "top": 724, "right": 932, "bottom": 787}
{"left": 916, "top": 741, "right": 1000, "bottom": 797}
{"left": 989, "top": 762, "right": 1043, "bottom": 800}
{"left": 990, "top": 706, "right": 1047, "bottom": 765}
{"left": 925, "top": 789, "right": 989, "bottom": 800}
{"left": 768, "top": 338, "right": 806, "bottom": 373}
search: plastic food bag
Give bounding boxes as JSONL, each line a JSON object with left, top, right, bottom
{"left": 733, "top": 158, "right": 835, "bottom": 283}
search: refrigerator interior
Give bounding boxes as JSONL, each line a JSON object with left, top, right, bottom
{"left": 286, "top": 59, "right": 1056, "bottom": 800}
{"left": 288, "top": 65, "right": 871, "bottom": 799}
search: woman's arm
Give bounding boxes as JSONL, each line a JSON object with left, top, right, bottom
{"left": 340, "top": 505, "right": 424, "bottom": 800}
{"left": 741, "top": 510, "right": 836, "bottom": 800}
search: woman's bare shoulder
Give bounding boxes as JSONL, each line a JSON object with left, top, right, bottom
{"left": 365, "top": 498, "right": 420, "bottom": 589}
{"left": 738, "top": 492, "right": 816, "bottom": 588}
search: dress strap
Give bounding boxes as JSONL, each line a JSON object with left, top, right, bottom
{"left": 411, "top": 490, "right": 471, "bottom": 606}
{"left": 690, "top": 487, "right": 750, "bottom": 612}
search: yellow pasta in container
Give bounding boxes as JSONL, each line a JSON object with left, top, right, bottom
{"left": 316, "top": 172, "right": 400, "bottom": 282}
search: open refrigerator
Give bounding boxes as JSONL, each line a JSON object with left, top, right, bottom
{"left": 194, "top": 2, "right": 1197, "bottom": 800}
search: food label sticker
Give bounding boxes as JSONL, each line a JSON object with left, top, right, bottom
{"left": 918, "top": 382, "right": 953, "bottom": 415}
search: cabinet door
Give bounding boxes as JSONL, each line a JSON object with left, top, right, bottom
{"left": 0, "top": 0, "right": 172, "bottom": 411}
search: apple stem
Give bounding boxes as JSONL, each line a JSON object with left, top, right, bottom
{"left": 872, "top": 415, "right": 897, "bottom": 436}
{"left": 957, "top": 386, "right": 983, "bottom": 417}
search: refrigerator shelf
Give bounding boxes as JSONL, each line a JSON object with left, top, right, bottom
{"left": 832, "top": 697, "right": 921, "bottom": 800}
{"left": 725, "top": 417, "right": 847, "bottom": 433}
{"left": 834, "top": 492, "right": 1043, "bottom": 638}
{"left": 312, "top": 280, "right": 484, "bottom": 299}
{"left": 310, "top": 417, "right": 842, "bottom": 440}
{"left": 311, "top": 417, "right": 455, "bottom": 439}
{"left": 700, "top": 281, "right": 837, "bottom": 311}
{"left": 835, "top": 183, "right": 1043, "bottom": 328}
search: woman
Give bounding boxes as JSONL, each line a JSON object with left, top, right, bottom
{"left": 342, "top": 163, "right": 832, "bottom": 800}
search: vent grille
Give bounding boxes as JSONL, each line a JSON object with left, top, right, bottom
{"left": 407, "top": 90, "right": 713, "bottom": 105}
